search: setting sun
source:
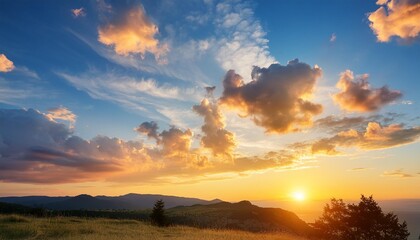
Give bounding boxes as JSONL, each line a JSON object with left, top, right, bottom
{"left": 292, "top": 191, "right": 306, "bottom": 202}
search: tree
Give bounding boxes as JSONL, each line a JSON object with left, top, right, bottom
{"left": 312, "top": 195, "right": 410, "bottom": 240}
{"left": 150, "top": 199, "right": 166, "bottom": 227}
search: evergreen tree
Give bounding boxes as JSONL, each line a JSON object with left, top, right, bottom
{"left": 150, "top": 199, "right": 166, "bottom": 227}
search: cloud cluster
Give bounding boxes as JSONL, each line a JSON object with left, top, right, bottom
{"left": 368, "top": 0, "right": 420, "bottom": 42}
{"left": 193, "top": 97, "right": 236, "bottom": 157}
{"left": 0, "top": 109, "right": 130, "bottom": 183}
{"left": 98, "top": 6, "right": 168, "bottom": 60}
{"left": 0, "top": 54, "right": 14, "bottom": 72}
{"left": 314, "top": 113, "right": 403, "bottom": 134}
{"left": 71, "top": 8, "right": 86, "bottom": 17}
{"left": 311, "top": 122, "right": 420, "bottom": 154}
{"left": 333, "top": 70, "right": 402, "bottom": 112}
{"left": 220, "top": 59, "right": 323, "bottom": 133}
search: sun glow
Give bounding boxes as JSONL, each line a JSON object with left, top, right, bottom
{"left": 292, "top": 191, "right": 306, "bottom": 202}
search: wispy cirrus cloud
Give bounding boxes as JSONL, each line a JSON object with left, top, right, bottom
{"left": 56, "top": 71, "right": 203, "bottom": 121}
{"left": 368, "top": 0, "right": 420, "bottom": 42}
{"left": 382, "top": 169, "right": 414, "bottom": 178}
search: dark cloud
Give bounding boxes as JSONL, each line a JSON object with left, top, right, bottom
{"left": 0, "top": 109, "right": 141, "bottom": 183}
{"left": 333, "top": 70, "right": 402, "bottom": 112}
{"left": 135, "top": 121, "right": 160, "bottom": 141}
{"left": 220, "top": 59, "right": 323, "bottom": 133}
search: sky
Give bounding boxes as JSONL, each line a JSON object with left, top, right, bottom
{"left": 0, "top": 0, "right": 420, "bottom": 204}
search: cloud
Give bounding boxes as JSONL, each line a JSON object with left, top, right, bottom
{"left": 348, "top": 167, "right": 369, "bottom": 171}
{"left": 330, "top": 33, "right": 337, "bottom": 42}
{"left": 382, "top": 169, "right": 414, "bottom": 178}
{"left": 45, "top": 106, "right": 77, "bottom": 126}
{"left": 71, "top": 7, "right": 86, "bottom": 17}
{"left": 135, "top": 121, "right": 160, "bottom": 141}
{"left": 193, "top": 96, "right": 236, "bottom": 157}
{"left": 0, "top": 108, "right": 135, "bottom": 183}
{"left": 368, "top": 0, "right": 420, "bottom": 42}
{"left": 159, "top": 127, "right": 193, "bottom": 157}
{"left": 98, "top": 6, "right": 168, "bottom": 61}
{"left": 220, "top": 59, "right": 323, "bottom": 133}
{"left": 314, "top": 113, "right": 403, "bottom": 134}
{"left": 214, "top": 1, "right": 275, "bottom": 79}
{"left": 57, "top": 71, "right": 203, "bottom": 121}
{"left": 311, "top": 121, "right": 420, "bottom": 154}
{"left": 0, "top": 54, "right": 14, "bottom": 72}
{"left": 333, "top": 70, "right": 402, "bottom": 112}
{"left": 0, "top": 107, "right": 313, "bottom": 184}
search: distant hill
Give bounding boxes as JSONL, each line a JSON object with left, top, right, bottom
{"left": 0, "top": 193, "right": 222, "bottom": 210}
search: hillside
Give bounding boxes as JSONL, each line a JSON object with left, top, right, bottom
{"left": 167, "top": 201, "right": 312, "bottom": 235}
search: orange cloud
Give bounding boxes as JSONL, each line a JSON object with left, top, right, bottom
{"left": 333, "top": 70, "right": 402, "bottom": 112}
{"left": 45, "top": 106, "right": 77, "bottom": 126}
{"left": 193, "top": 96, "right": 236, "bottom": 157}
{"left": 368, "top": 0, "right": 420, "bottom": 42}
{"left": 311, "top": 122, "right": 420, "bottom": 154}
{"left": 0, "top": 54, "right": 14, "bottom": 72}
{"left": 220, "top": 59, "right": 323, "bottom": 133}
{"left": 1, "top": 107, "right": 309, "bottom": 184}
{"left": 98, "top": 6, "right": 168, "bottom": 60}
{"left": 71, "top": 7, "right": 86, "bottom": 17}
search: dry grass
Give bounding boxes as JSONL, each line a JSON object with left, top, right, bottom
{"left": 0, "top": 214, "right": 308, "bottom": 240}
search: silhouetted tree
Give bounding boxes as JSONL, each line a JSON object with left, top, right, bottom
{"left": 150, "top": 199, "right": 166, "bottom": 227}
{"left": 312, "top": 195, "right": 409, "bottom": 240}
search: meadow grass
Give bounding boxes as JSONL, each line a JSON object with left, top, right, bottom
{"left": 0, "top": 214, "right": 308, "bottom": 240}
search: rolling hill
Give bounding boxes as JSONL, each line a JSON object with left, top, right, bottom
{"left": 0, "top": 193, "right": 222, "bottom": 210}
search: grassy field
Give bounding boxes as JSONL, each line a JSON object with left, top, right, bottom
{"left": 0, "top": 214, "right": 309, "bottom": 240}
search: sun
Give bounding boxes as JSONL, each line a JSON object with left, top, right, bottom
{"left": 292, "top": 191, "right": 306, "bottom": 202}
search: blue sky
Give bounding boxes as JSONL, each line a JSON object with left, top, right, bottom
{"left": 0, "top": 0, "right": 419, "bottom": 200}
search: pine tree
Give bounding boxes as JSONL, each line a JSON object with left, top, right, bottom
{"left": 150, "top": 199, "right": 166, "bottom": 227}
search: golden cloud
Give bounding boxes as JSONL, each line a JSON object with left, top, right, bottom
{"left": 193, "top": 97, "right": 236, "bottom": 157}
{"left": 45, "top": 106, "right": 77, "bottom": 126}
{"left": 311, "top": 121, "right": 420, "bottom": 154}
{"left": 368, "top": 0, "right": 420, "bottom": 42}
{"left": 0, "top": 54, "right": 15, "bottom": 72}
{"left": 333, "top": 70, "right": 402, "bottom": 112}
{"left": 220, "top": 59, "right": 323, "bottom": 133}
{"left": 98, "top": 6, "right": 168, "bottom": 60}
